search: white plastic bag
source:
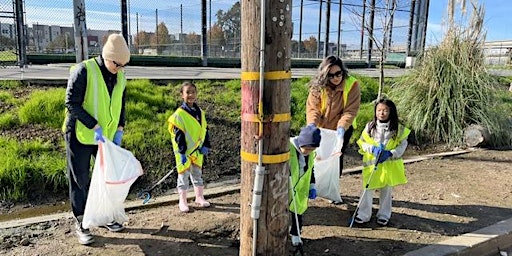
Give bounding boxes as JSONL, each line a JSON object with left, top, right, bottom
{"left": 82, "top": 140, "right": 143, "bottom": 229}
{"left": 314, "top": 128, "right": 343, "bottom": 202}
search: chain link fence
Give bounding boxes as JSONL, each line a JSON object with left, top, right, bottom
{"left": 10, "top": 0, "right": 480, "bottom": 66}
{"left": 0, "top": 0, "right": 17, "bottom": 67}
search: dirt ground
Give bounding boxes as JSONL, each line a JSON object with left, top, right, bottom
{"left": 1, "top": 148, "right": 511, "bottom": 256}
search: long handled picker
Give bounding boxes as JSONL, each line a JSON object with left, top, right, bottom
{"left": 289, "top": 176, "right": 305, "bottom": 256}
{"left": 348, "top": 149, "right": 383, "bottom": 228}
{"left": 138, "top": 166, "right": 178, "bottom": 204}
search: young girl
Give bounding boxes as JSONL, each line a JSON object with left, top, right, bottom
{"left": 168, "top": 82, "right": 211, "bottom": 213}
{"left": 354, "top": 98, "right": 410, "bottom": 226}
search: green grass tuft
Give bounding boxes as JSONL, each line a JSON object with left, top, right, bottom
{"left": 18, "top": 88, "right": 66, "bottom": 129}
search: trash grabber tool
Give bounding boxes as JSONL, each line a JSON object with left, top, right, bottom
{"left": 348, "top": 148, "right": 383, "bottom": 228}
{"left": 138, "top": 165, "right": 178, "bottom": 204}
{"left": 289, "top": 176, "right": 305, "bottom": 256}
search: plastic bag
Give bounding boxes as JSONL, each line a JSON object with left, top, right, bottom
{"left": 314, "top": 128, "right": 343, "bottom": 202}
{"left": 82, "top": 140, "right": 143, "bottom": 229}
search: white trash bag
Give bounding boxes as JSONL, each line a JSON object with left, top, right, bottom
{"left": 314, "top": 128, "right": 343, "bottom": 202}
{"left": 82, "top": 139, "right": 143, "bottom": 229}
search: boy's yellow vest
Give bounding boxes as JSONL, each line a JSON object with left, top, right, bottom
{"left": 62, "top": 58, "right": 125, "bottom": 145}
{"left": 168, "top": 107, "right": 207, "bottom": 174}
{"left": 356, "top": 125, "right": 411, "bottom": 189}
{"left": 320, "top": 75, "right": 359, "bottom": 129}
{"left": 289, "top": 144, "right": 316, "bottom": 215}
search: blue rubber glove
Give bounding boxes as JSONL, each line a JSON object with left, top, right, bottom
{"left": 180, "top": 154, "right": 187, "bottom": 165}
{"left": 337, "top": 127, "right": 345, "bottom": 139}
{"left": 94, "top": 126, "right": 105, "bottom": 143}
{"left": 308, "top": 184, "right": 317, "bottom": 199}
{"left": 199, "top": 146, "right": 210, "bottom": 155}
{"left": 378, "top": 150, "right": 393, "bottom": 163}
{"left": 371, "top": 143, "right": 384, "bottom": 158}
{"left": 113, "top": 130, "right": 124, "bottom": 146}
{"left": 307, "top": 123, "right": 316, "bottom": 128}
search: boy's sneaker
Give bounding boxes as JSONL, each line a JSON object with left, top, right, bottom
{"left": 75, "top": 222, "right": 94, "bottom": 245}
{"left": 291, "top": 235, "right": 302, "bottom": 246}
{"left": 103, "top": 221, "right": 125, "bottom": 232}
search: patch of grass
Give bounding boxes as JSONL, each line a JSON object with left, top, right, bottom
{"left": 0, "top": 113, "right": 19, "bottom": 129}
{"left": 352, "top": 74, "right": 379, "bottom": 104}
{"left": 0, "top": 80, "right": 22, "bottom": 89}
{"left": 290, "top": 77, "right": 310, "bottom": 133}
{"left": 18, "top": 88, "right": 66, "bottom": 129}
{"left": 0, "top": 51, "right": 17, "bottom": 62}
{"left": 0, "top": 137, "right": 66, "bottom": 201}
{"left": 351, "top": 102, "right": 376, "bottom": 144}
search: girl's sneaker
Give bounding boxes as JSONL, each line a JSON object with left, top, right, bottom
{"left": 376, "top": 218, "right": 389, "bottom": 226}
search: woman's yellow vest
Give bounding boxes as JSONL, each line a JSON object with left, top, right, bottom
{"left": 62, "top": 58, "right": 125, "bottom": 145}
{"left": 289, "top": 144, "right": 316, "bottom": 215}
{"left": 357, "top": 125, "right": 411, "bottom": 189}
{"left": 168, "top": 107, "right": 207, "bottom": 174}
{"left": 320, "top": 75, "right": 359, "bottom": 129}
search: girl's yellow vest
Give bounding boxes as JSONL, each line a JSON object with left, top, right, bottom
{"left": 357, "top": 125, "right": 411, "bottom": 189}
{"left": 62, "top": 58, "right": 125, "bottom": 145}
{"left": 289, "top": 144, "right": 316, "bottom": 215}
{"left": 168, "top": 107, "right": 207, "bottom": 174}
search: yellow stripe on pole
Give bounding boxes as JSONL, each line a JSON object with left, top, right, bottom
{"left": 241, "top": 71, "right": 292, "bottom": 81}
{"left": 241, "top": 150, "right": 290, "bottom": 164}
{"left": 241, "top": 113, "right": 291, "bottom": 123}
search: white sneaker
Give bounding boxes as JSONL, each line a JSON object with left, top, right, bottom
{"left": 75, "top": 222, "right": 94, "bottom": 245}
{"left": 329, "top": 199, "right": 343, "bottom": 205}
{"left": 291, "top": 235, "right": 302, "bottom": 246}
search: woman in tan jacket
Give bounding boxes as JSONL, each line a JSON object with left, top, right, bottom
{"left": 306, "top": 55, "right": 361, "bottom": 204}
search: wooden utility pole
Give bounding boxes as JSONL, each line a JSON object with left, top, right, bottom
{"left": 239, "top": 0, "right": 292, "bottom": 255}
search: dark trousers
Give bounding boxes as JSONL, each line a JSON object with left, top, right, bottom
{"left": 290, "top": 212, "right": 304, "bottom": 236}
{"left": 64, "top": 131, "right": 97, "bottom": 218}
{"left": 339, "top": 126, "right": 354, "bottom": 176}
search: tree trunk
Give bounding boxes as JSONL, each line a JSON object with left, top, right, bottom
{"left": 239, "top": 0, "right": 292, "bottom": 255}
{"left": 464, "top": 124, "right": 490, "bottom": 147}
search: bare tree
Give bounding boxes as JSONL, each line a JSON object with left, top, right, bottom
{"left": 348, "top": 0, "right": 406, "bottom": 100}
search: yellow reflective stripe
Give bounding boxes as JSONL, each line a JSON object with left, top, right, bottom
{"left": 241, "top": 113, "right": 291, "bottom": 123}
{"left": 320, "top": 89, "right": 327, "bottom": 117}
{"left": 241, "top": 150, "right": 290, "bottom": 164}
{"left": 241, "top": 71, "right": 292, "bottom": 81}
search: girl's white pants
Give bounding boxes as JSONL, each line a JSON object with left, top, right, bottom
{"left": 355, "top": 186, "right": 393, "bottom": 222}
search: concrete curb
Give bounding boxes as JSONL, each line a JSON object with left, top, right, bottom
{"left": 404, "top": 217, "right": 512, "bottom": 256}
{"left": 0, "top": 182, "right": 241, "bottom": 230}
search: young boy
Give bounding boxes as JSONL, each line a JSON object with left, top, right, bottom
{"left": 289, "top": 125, "right": 321, "bottom": 247}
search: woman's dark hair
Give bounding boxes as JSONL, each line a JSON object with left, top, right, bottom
{"left": 309, "top": 55, "right": 349, "bottom": 91}
{"left": 318, "top": 55, "right": 349, "bottom": 81}
{"left": 368, "top": 98, "right": 399, "bottom": 137}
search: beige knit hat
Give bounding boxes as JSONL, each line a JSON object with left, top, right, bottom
{"left": 102, "top": 33, "right": 130, "bottom": 65}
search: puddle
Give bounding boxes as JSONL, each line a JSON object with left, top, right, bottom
{"left": 0, "top": 201, "right": 70, "bottom": 222}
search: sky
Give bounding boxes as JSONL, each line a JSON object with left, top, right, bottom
{"left": 21, "top": 0, "right": 512, "bottom": 47}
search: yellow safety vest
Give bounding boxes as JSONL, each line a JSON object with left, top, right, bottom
{"left": 62, "top": 58, "right": 125, "bottom": 145}
{"left": 168, "top": 107, "right": 207, "bottom": 174}
{"left": 356, "top": 125, "right": 411, "bottom": 189}
{"left": 320, "top": 75, "right": 359, "bottom": 129}
{"left": 289, "top": 144, "right": 316, "bottom": 215}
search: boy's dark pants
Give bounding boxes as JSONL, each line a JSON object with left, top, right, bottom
{"left": 290, "top": 212, "right": 304, "bottom": 236}
{"left": 64, "top": 131, "right": 97, "bottom": 219}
